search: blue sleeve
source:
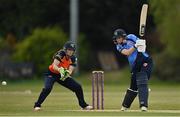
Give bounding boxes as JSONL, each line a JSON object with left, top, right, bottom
{"left": 116, "top": 44, "right": 124, "bottom": 52}
{"left": 126, "top": 34, "right": 139, "bottom": 43}
{"left": 126, "top": 40, "right": 135, "bottom": 48}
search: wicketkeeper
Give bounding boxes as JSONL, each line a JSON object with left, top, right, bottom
{"left": 34, "top": 41, "right": 92, "bottom": 111}
{"left": 112, "top": 29, "right": 153, "bottom": 111}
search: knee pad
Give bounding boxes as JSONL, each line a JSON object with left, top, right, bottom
{"left": 122, "top": 88, "right": 138, "bottom": 108}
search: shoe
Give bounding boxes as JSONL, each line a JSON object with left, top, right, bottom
{"left": 34, "top": 107, "right": 41, "bottom": 111}
{"left": 141, "top": 106, "right": 147, "bottom": 111}
{"left": 82, "top": 105, "right": 93, "bottom": 110}
{"left": 121, "top": 106, "right": 128, "bottom": 111}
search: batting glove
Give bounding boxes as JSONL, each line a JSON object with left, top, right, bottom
{"left": 135, "top": 39, "right": 146, "bottom": 47}
{"left": 135, "top": 40, "right": 146, "bottom": 52}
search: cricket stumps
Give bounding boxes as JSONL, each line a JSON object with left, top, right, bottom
{"left": 92, "top": 71, "right": 104, "bottom": 110}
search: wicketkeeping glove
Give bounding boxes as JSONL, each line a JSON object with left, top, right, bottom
{"left": 60, "top": 69, "right": 70, "bottom": 81}
{"left": 58, "top": 67, "right": 70, "bottom": 81}
{"left": 58, "top": 67, "right": 65, "bottom": 77}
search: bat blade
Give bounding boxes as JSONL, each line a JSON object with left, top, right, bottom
{"left": 139, "top": 4, "right": 148, "bottom": 37}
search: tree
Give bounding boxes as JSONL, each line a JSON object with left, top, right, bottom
{"left": 12, "top": 27, "right": 67, "bottom": 75}
{"left": 0, "top": 0, "right": 69, "bottom": 39}
{"left": 150, "top": 0, "right": 180, "bottom": 81}
{"left": 150, "top": 0, "right": 180, "bottom": 58}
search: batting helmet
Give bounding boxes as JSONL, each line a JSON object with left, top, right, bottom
{"left": 112, "top": 29, "right": 127, "bottom": 40}
{"left": 63, "top": 41, "right": 76, "bottom": 51}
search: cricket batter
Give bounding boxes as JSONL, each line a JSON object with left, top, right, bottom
{"left": 34, "top": 41, "right": 92, "bottom": 111}
{"left": 112, "top": 29, "right": 153, "bottom": 111}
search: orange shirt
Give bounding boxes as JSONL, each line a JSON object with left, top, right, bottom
{"left": 49, "top": 50, "right": 77, "bottom": 74}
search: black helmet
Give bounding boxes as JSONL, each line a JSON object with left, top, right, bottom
{"left": 63, "top": 41, "right": 76, "bottom": 51}
{"left": 112, "top": 29, "right": 127, "bottom": 40}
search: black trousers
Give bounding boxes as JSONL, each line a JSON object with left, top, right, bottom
{"left": 130, "top": 54, "right": 153, "bottom": 91}
{"left": 34, "top": 70, "right": 88, "bottom": 108}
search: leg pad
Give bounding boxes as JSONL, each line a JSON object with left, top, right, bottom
{"left": 122, "top": 88, "right": 138, "bottom": 108}
{"left": 136, "top": 72, "right": 148, "bottom": 107}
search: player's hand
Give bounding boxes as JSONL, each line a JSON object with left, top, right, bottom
{"left": 135, "top": 39, "right": 146, "bottom": 47}
{"left": 64, "top": 69, "right": 70, "bottom": 77}
{"left": 137, "top": 45, "right": 146, "bottom": 52}
{"left": 59, "top": 68, "right": 71, "bottom": 81}
{"left": 58, "top": 67, "right": 66, "bottom": 78}
{"left": 135, "top": 39, "right": 146, "bottom": 52}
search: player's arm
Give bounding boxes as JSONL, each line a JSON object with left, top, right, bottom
{"left": 121, "top": 47, "right": 136, "bottom": 56}
{"left": 52, "top": 59, "right": 67, "bottom": 78}
{"left": 52, "top": 59, "right": 61, "bottom": 72}
{"left": 68, "top": 65, "right": 75, "bottom": 75}
{"left": 52, "top": 50, "right": 67, "bottom": 74}
{"left": 67, "top": 56, "right": 77, "bottom": 75}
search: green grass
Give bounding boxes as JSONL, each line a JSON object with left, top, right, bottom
{"left": 0, "top": 70, "right": 180, "bottom": 116}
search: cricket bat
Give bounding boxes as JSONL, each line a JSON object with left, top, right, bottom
{"left": 139, "top": 4, "right": 148, "bottom": 38}
{"left": 137, "top": 4, "right": 148, "bottom": 52}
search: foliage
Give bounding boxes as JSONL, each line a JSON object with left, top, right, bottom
{"left": 0, "top": 37, "right": 6, "bottom": 49}
{"left": 12, "top": 26, "right": 93, "bottom": 76}
{"left": 0, "top": 0, "right": 149, "bottom": 49}
{"left": 150, "top": 0, "right": 180, "bottom": 58}
{"left": 0, "top": 0, "right": 151, "bottom": 73}
{"left": 154, "top": 52, "right": 180, "bottom": 81}
{"left": 77, "top": 34, "right": 92, "bottom": 71}
{"left": 0, "top": 0, "right": 69, "bottom": 38}
{"left": 150, "top": 0, "right": 180, "bottom": 81}
{"left": 12, "top": 27, "right": 67, "bottom": 75}
{"left": 80, "top": 0, "right": 148, "bottom": 50}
